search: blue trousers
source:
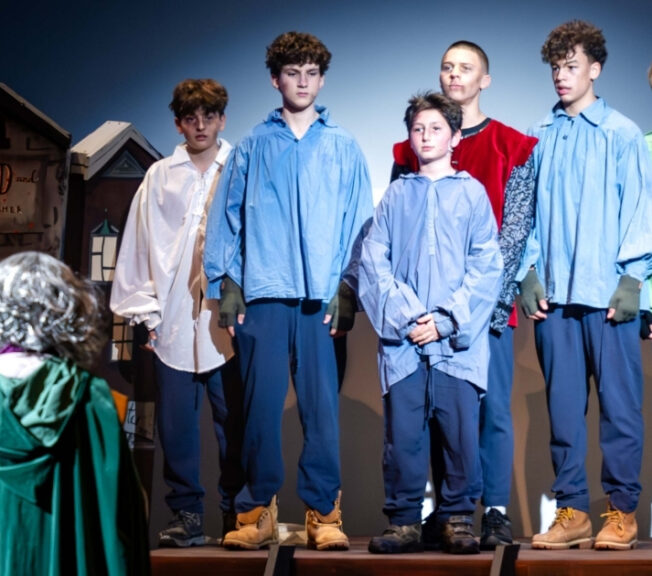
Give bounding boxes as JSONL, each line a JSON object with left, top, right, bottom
{"left": 534, "top": 305, "right": 643, "bottom": 513}
{"left": 383, "top": 364, "right": 482, "bottom": 525}
{"left": 233, "top": 299, "right": 341, "bottom": 515}
{"left": 479, "top": 328, "right": 514, "bottom": 507}
{"left": 154, "top": 355, "right": 244, "bottom": 514}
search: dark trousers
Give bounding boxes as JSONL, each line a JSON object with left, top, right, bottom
{"left": 479, "top": 327, "right": 514, "bottom": 506}
{"left": 154, "top": 355, "right": 244, "bottom": 514}
{"left": 233, "top": 299, "right": 341, "bottom": 515}
{"left": 534, "top": 305, "right": 643, "bottom": 513}
{"left": 383, "top": 364, "right": 482, "bottom": 525}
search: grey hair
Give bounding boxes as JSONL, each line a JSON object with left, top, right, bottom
{"left": 0, "top": 251, "right": 109, "bottom": 370}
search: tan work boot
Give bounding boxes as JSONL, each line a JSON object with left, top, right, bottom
{"left": 305, "top": 491, "right": 350, "bottom": 550}
{"left": 223, "top": 496, "right": 279, "bottom": 550}
{"left": 532, "top": 507, "right": 593, "bottom": 549}
{"left": 594, "top": 504, "right": 638, "bottom": 550}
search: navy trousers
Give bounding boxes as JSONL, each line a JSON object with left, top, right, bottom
{"left": 383, "top": 363, "right": 482, "bottom": 525}
{"left": 233, "top": 299, "right": 341, "bottom": 516}
{"left": 534, "top": 305, "right": 643, "bottom": 513}
{"left": 479, "top": 327, "right": 514, "bottom": 507}
{"left": 154, "top": 355, "right": 244, "bottom": 514}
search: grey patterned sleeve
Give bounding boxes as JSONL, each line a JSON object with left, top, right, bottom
{"left": 490, "top": 155, "right": 536, "bottom": 333}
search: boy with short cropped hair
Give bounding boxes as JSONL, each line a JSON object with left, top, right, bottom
{"left": 203, "top": 31, "right": 373, "bottom": 551}
{"left": 520, "top": 20, "right": 652, "bottom": 550}
{"left": 362, "top": 91, "right": 502, "bottom": 555}
{"left": 392, "top": 40, "right": 538, "bottom": 550}
{"left": 111, "top": 78, "right": 244, "bottom": 548}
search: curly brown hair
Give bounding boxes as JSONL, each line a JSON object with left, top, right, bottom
{"left": 541, "top": 20, "right": 607, "bottom": 66}
{"left": 265, "top": 31, "right": 331, "bottom": 77}
{"left": 404, "top": 91, "right": 463, "bottom": 134}
{"left": 169, "top": 79, "right": 228, "bottom": 119}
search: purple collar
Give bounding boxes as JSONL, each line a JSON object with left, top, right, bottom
{"left": 0, "top": 344, "right": 24, "bottom": 355}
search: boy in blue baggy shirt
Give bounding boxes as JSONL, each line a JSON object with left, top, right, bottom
{"left": 203, "top": 31, "right": 373, "bottom": 551}
{"left": 360, "top": 92, "right": 502, "bottom": 554}
{"left": 520, "top": 20, "right": 652, "bottom": 551}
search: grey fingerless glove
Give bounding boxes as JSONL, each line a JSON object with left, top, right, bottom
{"left": 219, "top": 276, "right": 246, "bottom": 328}
{"left": 608, "top": 275, "right": 641, "bottom": 323}
{"left": 326, "top": 281, "right": 357, "bottom": 332}
{"left": 519, "top": 269, "right": 545, "bottom": 317}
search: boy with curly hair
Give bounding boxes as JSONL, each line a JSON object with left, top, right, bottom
{"left": 520, "top": 20, "right": 652, "bottom": 550}
{"left": 204, "top": 31, "right": 372, "bottom": 551}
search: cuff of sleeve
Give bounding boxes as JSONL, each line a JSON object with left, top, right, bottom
{"left": 206, "top": 279, "right": 222, "bottom": 300}
{"left": 618, "top": 264, "right": 646, "bottom": 283}
{"left": 433, "top": 312, "right": 454, "bottom": 338}
{"left": 400, "top": 320, "right": 417, "bottom": 341}
{"left": 515, "top": 263, "right": 533, "bottom": 284}
{"left": 144, "top": 313, "right": 162, "bottom": 331}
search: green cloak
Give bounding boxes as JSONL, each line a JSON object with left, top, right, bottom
{"left": 0, "top": 356, "right": 150, "bottom": 575}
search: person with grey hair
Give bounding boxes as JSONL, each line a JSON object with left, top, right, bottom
{"left": 0, "top": 251, "right": 150, "bottom": 575}
{"left": 0, "top": 250, "right": 108, "bottom": 367}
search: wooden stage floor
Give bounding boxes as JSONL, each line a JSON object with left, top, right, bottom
{"left": 151, "top": 537, "right": 652, "bottom": 576}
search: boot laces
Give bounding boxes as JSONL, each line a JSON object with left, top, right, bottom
{"left": 600, "top": 509, "right": 624, "bottom": 532}
{"left": 551, "top": 507, "right": 575, "bottom": 528}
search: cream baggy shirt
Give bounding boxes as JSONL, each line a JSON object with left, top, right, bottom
{"left": 110, "top": 141, "right": 233, "bottom": 373}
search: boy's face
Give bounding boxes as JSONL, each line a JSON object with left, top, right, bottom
{"left": 271, "top": 62, "right": 324, "bottom": 113}
{"left": 175, "top": 107, "right": 225, "bottom": 154}
{"left": 409, "top": 109, "right": 461, "bottom": 168}
{"left": 550, "top": 45, "right": 600, "bottom": 115}
{"left": 439, "top": 47, "right": 490, "bottom": 107}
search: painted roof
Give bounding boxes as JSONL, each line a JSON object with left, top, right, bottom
{"left": 0, "top": 83, "right": 71, "bottom": 148}
{"left": 71, "top": 121, "right": 161, "bottom": 180}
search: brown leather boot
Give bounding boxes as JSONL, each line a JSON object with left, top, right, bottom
{"left": 531, "top": 507, "right": 593, "bottom": 549}
{"left": 305, "top": 491, "right": 349, "bottom": 551}
{"left": 594, "top": 504, "right": 638, "bottom": 550}
{"left": 222, "top": 496, "right": 279, "bottom": 550}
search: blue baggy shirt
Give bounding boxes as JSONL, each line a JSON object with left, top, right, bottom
{"left": 520, "top": 98, "right": 652, "bottom": 306}
{"left": 204, "top": 106, "right": 373, "bottom": 302}
{"left": 358, "top": 172, "right": 503, "bottom": 394}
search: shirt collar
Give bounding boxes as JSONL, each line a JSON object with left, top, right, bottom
{"left": 402, "top": 170, "right": 471, "bottom": 183}
{"left": 267, "top": 105, "right": 336, "bottom": 128}
{"left": 169, "top": 139, "right": 232, "bottom": 168}
{"left": 545, "top": 97, "right": 606, "bottom": 127}
{"left": 461, "top": 117, "right": 491, "bottom": 139}
{"left": 215, "top": 138, "right": 233, "bottom": 165}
